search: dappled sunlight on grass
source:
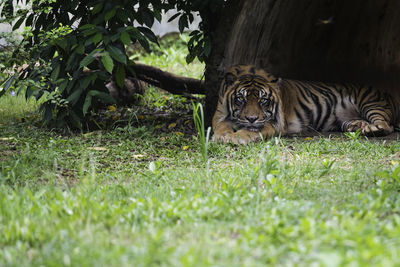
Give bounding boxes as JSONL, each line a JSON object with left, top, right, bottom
{"left": 130, "top": 33, "right": 205, "bottom": 79}
{"left": 0, "top": 94, "right": 40, "bottom": 125}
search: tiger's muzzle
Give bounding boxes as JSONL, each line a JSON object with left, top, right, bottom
{"left": 236, "top": 119, "right": 266, "bottom": 131}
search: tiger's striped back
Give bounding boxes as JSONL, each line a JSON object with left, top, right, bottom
{"left": 278, "top": 79, "right": 398, "bottom": 134}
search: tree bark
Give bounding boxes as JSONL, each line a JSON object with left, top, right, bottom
{"left": 219, "top": 0, "right": 400, "bottom": 95}
{"left": 129, "top": 63, "right": 204, "bottom": 95}
{"left": 200, "top": 0, "right": 245, "bottom": 127}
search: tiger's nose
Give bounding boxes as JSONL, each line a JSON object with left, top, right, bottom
{"left": 245, "top": 115, "right": 259, "bottom": 123}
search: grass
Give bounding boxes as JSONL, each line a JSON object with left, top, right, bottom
{"left": 1, "top": 36, "right": 400, "bottom": 266}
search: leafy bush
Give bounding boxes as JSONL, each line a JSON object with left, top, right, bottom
{"left": 0, "top": 0, "right": 224, "bottom": 129}
{"left": 0, "top": 30, "right": 25, "bottom": 97}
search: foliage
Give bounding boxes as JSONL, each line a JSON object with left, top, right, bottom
{"left": 0, "top": 30, "right": 27, "bottom": 97}
{"left": 130, "top": 33, "right": 205, "bottom": 79}
{"left": 167, "top": 0, "right": 225, "bottom": 63}
{"left": 0, "top": 0, "right": 224, "bottom": 129}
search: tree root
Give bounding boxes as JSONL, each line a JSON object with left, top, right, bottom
{"left": 128, "top": 62, "right": 205, "bottom": 95}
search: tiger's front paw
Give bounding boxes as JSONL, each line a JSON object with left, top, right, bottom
{"left": 344, "top": 119, "right": 368, "bottom": 132}
{"left": 344, "top": 120, "right": 393, "bottom": 136}
{"left": 214, "top": 129, "right": 261, "bottom": 145}
{"left": 361, "top": 121, "right": 393, "bottom": 136}
{"left": 212, "top": 132, "right": 229, "bottom": 143}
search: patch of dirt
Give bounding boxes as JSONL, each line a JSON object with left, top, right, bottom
{"left": 53, "top": 167, "right": 79, "bottom": 189}
{"left": 91, "top": 97, "right": 201, "bottom": 137}
{"left": 0, "top": 140, "right": 18, "bottom": 162}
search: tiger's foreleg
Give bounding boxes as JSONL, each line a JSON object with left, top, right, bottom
{"left": 260, "top": 123, "right": 279, "bottom": 140}
{"left": 212, "top": 104, "right": 236, "bottom": 143}
{"left": 212, "top": 119, "right": 261, "bottom": 145}
{"left": 213, "top": 123, "right": 278, "bottom": 145}
{"left": 212, "top": 99, "right": 261, "bottom": 144}
{"left": 227, "top": 123, "right": 278, "bottom": 145}
{"left": 212, "top": 120, "right": 235, "bottom": 142}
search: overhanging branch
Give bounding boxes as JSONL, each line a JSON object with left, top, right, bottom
{"left": 129, "top": 63, "right": 205, "bottom": 95}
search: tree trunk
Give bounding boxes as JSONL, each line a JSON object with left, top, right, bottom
{"left": 201, "top": 0, "right": 245, "bottom": 127}
{"left": 204, "top": 0, "right": 400, "bottom": 124}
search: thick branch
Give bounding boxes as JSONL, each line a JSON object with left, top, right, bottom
{"left": 129, "top": 63, "right": 205, "bottom": 95}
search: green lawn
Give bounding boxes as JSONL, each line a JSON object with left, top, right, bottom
{"left": 1, "top": 38, "right": 400, "bottom": 266}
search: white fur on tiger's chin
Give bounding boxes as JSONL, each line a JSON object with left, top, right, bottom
{"left": 245, "top": 127, "right": 261, "bottom": 132}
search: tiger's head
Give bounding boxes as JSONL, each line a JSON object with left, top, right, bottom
{"left": 220, "top": 65, "right": 281, "bottom": 131}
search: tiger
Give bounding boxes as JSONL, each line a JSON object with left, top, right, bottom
{"left": 212, "top": 65, "right": 399, "bottom": 145}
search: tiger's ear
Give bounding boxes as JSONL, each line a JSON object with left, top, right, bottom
{"left": 267, "top": 74, "right": 280, "bottom": 83}
{"left": 224, "top": 72, "right": 237, "bottom": 86}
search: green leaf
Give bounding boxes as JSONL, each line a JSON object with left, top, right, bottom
{"left": 168, "top": 13, "right": 180, "bottom": 23}
{"left": 76, "top": 44, "right": 85, "bottom": 54}
{"left": 12, "top": 17, "right": 25, "bottom": 31}
{"left": 66, "top": 87, "right": 84, "bottom": 105}
{"left": 178, "top": 15, "right": 188, "bottom": 33}
{"left": 82, "top": 92, "right": 93, "bottom": 115}
{"left": 204, "top": 38, "right": 212, "bottom": 57}
{"left": 58, "top": 79, "right": 68, "bottom": 93}
{"left": 92, "top": 3, "right": 103, "bottom": 15}
{"left": 84, "top": 38, "right": 94, "bottom": 47}
{"left": 138, "top": 38, "right": 150, "bottom": 52}
{"left": 137, "top": 27, "right": 158, "bottom": 44}
{"left": 68, "top": 109, "right": 82, "bottom": 129}
{"left": 79, "top": 24, "right": 95, "bottom": 31}
{"left": 93, "top": 33, "right": 103, "bottom": 44}
{"left": 25, "top": 14, "right": 34, "bottom": 26}
{"left": 120, "top": 31, "right": 131, "bottom": 46}
{"left": 116, "top": 64, "right": 126, "bottom": 89}
{"left": 0, "top": 75, "right": 16, "bottom": 97}
{"left": 101, "top": 52, "right": 114, "bottom": 74}
{"left": 56, "top": 38, "right": 68, "bottom": 50}
{"left": 51, "top": 64, "right": 60, "bottom": 82}
{"left": 26, "top": 86, "right": 36, "bottom": 99}
{"left": 188, "top": 13, "right": 194, "bottom": 23}
{"left": 141, "top": 8, "right": 154, "bottom": 28}
{"left": 153, "top": 8, "right": 162, "bottom": 22}
{"left": 42, "top": 103, "right": 54, "bottom": 122}
{"left": 66, "top": 52, "right": 77, "bottom": 71}
{"left": 90, "top": 90, "right": 116, "bottom": 104}
{"left": 105, "top": 9, "right": 116, "bottom": 21}
{"left": 79, "top": 49, "right": 102, "bottom": 69}
{"left": 2, "top": 0, "right": 13, "bottom": 19}
{"left": 106, "top": 45, "right": 126, "bottom": 64}
{"left": 83, "top": 90, "right": 116, "bottom": 115}
{"left": 186, "top": 53, "right": 195, "bottom": 64}
{"left": 116, "top": 9, "right": 129, "bottom": 23}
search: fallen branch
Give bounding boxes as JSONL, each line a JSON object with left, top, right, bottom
{"left": 129, "top": 62, "right": 205, "bottom": 95}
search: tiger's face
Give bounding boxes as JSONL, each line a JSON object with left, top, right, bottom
{"left": 222, "top": 66, "right": 280, "bottom": 131}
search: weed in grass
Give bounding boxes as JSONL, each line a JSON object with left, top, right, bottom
{"left": 344, "top": 128, "right": 362, "bottom": 142}
{"left": 192, "top": 102, "right": 211, "bottom": 165}
{"left": 318, "top": 158, "right": 336, "bottom": 178}
{"left": 375, "top": 161, "right": 400, "bottom": 184}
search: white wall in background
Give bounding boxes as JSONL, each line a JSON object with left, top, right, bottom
{"left": 0, "top": 9, "right": 201, "bottom": 44}
{"left": 151, "top": 10, "right": 201, "bottom": 37}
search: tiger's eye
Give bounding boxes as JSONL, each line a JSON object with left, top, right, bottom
{"left": 235, "top": 95, "right": 245, "bottom": 105}
{"left": 259, "top": 98, "right": 270, "bottom": 105}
